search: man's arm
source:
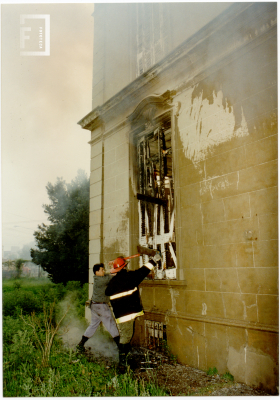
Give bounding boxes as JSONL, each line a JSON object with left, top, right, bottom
{"left": 105, "top": 260, "right": 156, "bottom": 296}
{"left": 128, "top": 260, "right": 155, "bottom": 287}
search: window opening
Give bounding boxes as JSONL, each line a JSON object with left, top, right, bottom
{"left": 137, "top": 122, "right": 176, "bottom": 279}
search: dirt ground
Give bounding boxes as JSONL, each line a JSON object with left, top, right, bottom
{"left": 86, "top": 346, "right": 273, "bottom": 396}
{"left": 129, "top": 347, "right": 272, "bottom": 396}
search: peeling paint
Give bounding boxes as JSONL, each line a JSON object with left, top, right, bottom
{"left": 178, "top": 89, "right": 249, "bottom": 163}
{"left": 170, "top": 289, "right": 179, "bottom": 314}
{"left": 202, "top": 303, "right": 207, "bottom": 315}
{"left": 242, "top": 300, "right": 248, "bottom": 319}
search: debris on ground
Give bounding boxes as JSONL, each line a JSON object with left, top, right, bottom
{"left": 83, "top": 346, "right": 272, "bottom": 396}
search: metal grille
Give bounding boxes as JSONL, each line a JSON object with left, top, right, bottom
{"left": 144, "top": 320, "right": 167, "bottom": 349}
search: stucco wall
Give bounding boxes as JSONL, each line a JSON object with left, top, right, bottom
{"left": 81, "top": 2, "right": 278, "bottom": 393}
{"left": 91, "top": 3, "right": 232, "bottom": 110}
{"left": 136, "top": 4, "right": 278, "bottom": 393}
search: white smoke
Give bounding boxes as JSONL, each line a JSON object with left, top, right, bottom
{"left": 56, "top": 293, "right": 119, "bottom": 361}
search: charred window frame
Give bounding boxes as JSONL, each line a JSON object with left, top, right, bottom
{"left": 136, "top": 116, "right": 176, "bottom": 279}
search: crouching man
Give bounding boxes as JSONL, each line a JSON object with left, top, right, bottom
{"left": 105, "top": 253, "right": 161, "bottom": 366}
{"left": 76, "top": 263, "right": 120, "bottom": 352}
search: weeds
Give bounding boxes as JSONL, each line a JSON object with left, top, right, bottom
{"left": 8, "top": 330, "right": 36, "bottom": 366}
{"left": 104, "top": 367, "right": 169, "bottom": 396}
{"left": 207, "top": 366, "right": 218, "bottom": 375}
{"left": 3, "top": 277, "right": 170, "bottom": 397}
{"left": 19, "top": 302, "right": 69, "bottom": 367}
{"left": 222, "top": 372, "right": 234, "bottom": 381}
{"left": 206, "top": 367, "right": 234, "bottom": 382}
{"left": 161, "top": 339, "right": 178, "bottom": 363}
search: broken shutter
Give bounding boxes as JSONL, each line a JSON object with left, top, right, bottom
{"left": 137, "top": 124, "right": 176, "bottom": 279}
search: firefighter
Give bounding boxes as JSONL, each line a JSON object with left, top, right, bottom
{"left": 105, "top": 252, "right": 161, "bottom": 366}
{"left": 76, "top": 263, "right": 120, "bottom": 353}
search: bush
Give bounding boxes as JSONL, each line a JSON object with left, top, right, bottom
{"left": 65, "top": 281, "right": 82, "bottom": 291}
{"left": 8, "top": 330, "right": 37, "bottom": 367}
{"left": 3, "top": 290, "right": 42, "bottom": 317}
{"left": 3, "top": 316, "right": 30, "bottom": 345}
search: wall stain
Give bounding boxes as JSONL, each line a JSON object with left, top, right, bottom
{"left": 177, "top": 87, "right": 249, "bottom": 163}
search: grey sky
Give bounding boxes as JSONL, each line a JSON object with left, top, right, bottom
{"left": 1, "top": 3, "right": 94, "bottom": 251}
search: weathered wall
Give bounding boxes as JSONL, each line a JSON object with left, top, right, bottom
{"left": 80, "top": 2, "right": 278, "bottom": 393}
{"left": 91, "top": 3, "right": 232, "bottom": 110}
{"left": 136, "top": 3, "right": 278, "bottom": 393}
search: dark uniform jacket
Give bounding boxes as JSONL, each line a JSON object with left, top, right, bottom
{"left": 105, "top": 260, "right": 155, "bottom": 323}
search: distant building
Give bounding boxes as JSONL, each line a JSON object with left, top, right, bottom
{"left": 79, "top": 3, "right": 278, "bottom": 392}
{"left": 2, "top": 260, "right": 47, "bottom": 278}
{"left": 11, "top": 246, "right": 20, "bottom": 253}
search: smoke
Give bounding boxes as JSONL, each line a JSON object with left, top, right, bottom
{"left": 56, "top": 293, "right": 119, "bottom": 361}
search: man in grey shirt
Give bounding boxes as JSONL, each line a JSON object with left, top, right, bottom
{"left": 77, "top": 263, "right": 120, "bottom": 352}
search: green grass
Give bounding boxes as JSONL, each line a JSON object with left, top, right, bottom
{"left": 3, "top": 276, "right": 53, "bottom": 292}
{"left": 4, "top": 347, "right": 169, "bottom": 396}
{"left": 207, "top": 366, "right": 218, "bottom": 376}
{"left": 221, "top": 372, "right": 234, "bottom": 381}
{"left": 3, "top": 277, "right": 169, "bottom": 397}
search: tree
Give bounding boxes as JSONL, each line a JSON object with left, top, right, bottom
{"left": 31, "top": 170, "right": 89, "bottom": 284}
{"left": 15, "top": 258, "right": 27, "bottom": 278}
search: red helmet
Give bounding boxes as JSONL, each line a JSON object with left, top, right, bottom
{"left": 110, "top": 257, "right": 127, "bottom": 273}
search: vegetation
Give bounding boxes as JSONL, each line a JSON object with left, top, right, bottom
{"left": 161, "top": 339, "right": 178, "bottom": 364}
{"left": 221, "top": 372, "right": 234, "bottom": 381}
{"left": 206, "top": 367, "right": 234, "bottom": 382}
{"left": 31, "top": 170, "right": 89, "bottom": 284}
{"left": 3, "top": 277, "right": 169, "bottom": 397}
{"left": 15, "top": 258, "right": 28, "bottom": 278}
{"left": 207, "top": 366, "right": 219, "bottom": 376}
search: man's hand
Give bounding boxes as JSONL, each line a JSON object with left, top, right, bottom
{"left": 152, "top": 250, "right": 162, "bottom": 263}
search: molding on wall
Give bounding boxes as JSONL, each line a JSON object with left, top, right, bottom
{"left": 143, "top": 310, "right": 279, "bottom": 334}
{"left": 88, "top": 120, "right": 129, "bottom": 146}
{"left": 78, "top": 3, "right": 276, "bottom": 134}
{"left": 140, "top": 279, "right": 187, "bottom": 288}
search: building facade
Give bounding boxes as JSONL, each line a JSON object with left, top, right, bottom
{"left": 79, "top": 3, "right": 278, "bottom": 392}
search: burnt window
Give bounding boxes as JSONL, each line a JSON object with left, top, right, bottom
{"left": 136, "top": 120, "right": 176, "bottom": 279}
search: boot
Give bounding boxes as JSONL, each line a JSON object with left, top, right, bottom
{"left": 118, "top": 343, "right": 127, "bottom": 367}
{"left": 123, "top": 343, "right": 131, "bottom": 356}
{"left": 76, "top": 335, "right": 89, "bottom": 352}
{"left": 118, "top": 342, "right": 132, "bottom": 367}
{"left": 113, "top": 335, "right": 120, "bottom": 348}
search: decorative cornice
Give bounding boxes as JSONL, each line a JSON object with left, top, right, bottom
{"left": 78, "top": 2, "right": 277, "bottom": 132}
{"left": 77, "top": 107, "right": 102, "bottom": 131}
{"left": 127, "top": 91, "right": 173, "bottom": 122}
